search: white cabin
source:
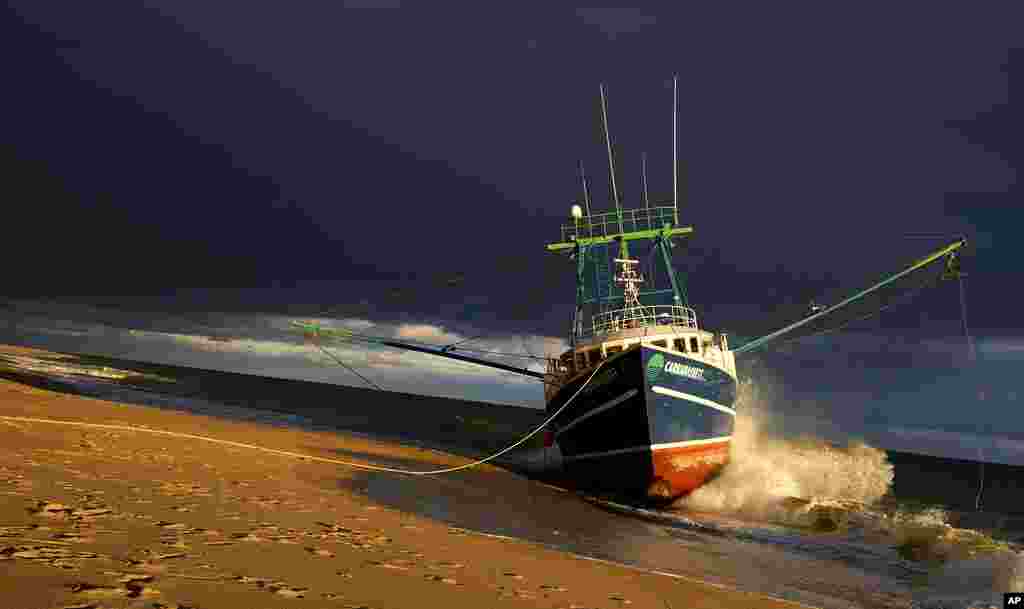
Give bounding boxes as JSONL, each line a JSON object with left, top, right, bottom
{"left": 544, "top": 304, "right": 737, "bottom": 402}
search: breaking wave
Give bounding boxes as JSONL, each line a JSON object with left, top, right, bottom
{"left": 670, "top": 378, "right": 1023, "bottom": 608}
{"left": 678, "top": 379, "right": 893, "bottom": 518}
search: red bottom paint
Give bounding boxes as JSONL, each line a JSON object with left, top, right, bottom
{"left": 648, "top": 439, "right": 731, "bottom": 499}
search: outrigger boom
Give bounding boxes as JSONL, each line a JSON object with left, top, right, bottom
{"left": 289, "top": 321, "right": 546, "bottom": 381}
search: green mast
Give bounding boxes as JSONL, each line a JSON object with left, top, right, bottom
{"left": 547, "top": 78, "right": 693, "bottom": 348}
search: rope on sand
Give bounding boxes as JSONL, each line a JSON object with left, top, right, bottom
{"left": 0, "top": 361, "right": 605, "bottom": 476}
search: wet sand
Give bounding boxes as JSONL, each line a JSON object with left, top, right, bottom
{"left": 0, "top": 347, "right": 811, "bottom": 609}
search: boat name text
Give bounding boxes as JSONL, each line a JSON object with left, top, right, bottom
{"left": 664, "top": 361, "right": 705, "bottom": 381}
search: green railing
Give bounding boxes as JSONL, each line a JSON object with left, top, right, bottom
{"left": 559, "top": 205, "right": 677, "bottom": 243}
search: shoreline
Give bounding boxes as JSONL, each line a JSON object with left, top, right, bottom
{"left": 0, "top": 346, "right": 811, "bottom": 609}
{"left": 4, "top": 343, "right": 1023, "bottom": 516}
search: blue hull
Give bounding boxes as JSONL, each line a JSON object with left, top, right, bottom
{"left": 546, "top": 345, "right": 737, "bottom": 497}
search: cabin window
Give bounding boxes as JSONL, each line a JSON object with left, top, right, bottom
{"left": 605, "top": 345, "right": 623, "bottom": 355}
{"left": 558, "top": 357, "right": 571, "bottom": 373}
{"left": 651, "top": 340, "right": 667, "bottom": 348}
{"left": 674, "top": 338, "right": 686, "bottom": 353}
{"left": 588, "top": 350, "right": 601, "bottom": 366}
{"left": 689, "top": 337, "right": 699, "bottom": 353}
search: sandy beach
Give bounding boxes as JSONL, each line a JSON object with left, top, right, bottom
{"left": 0, "top": 347, "right": 811, "bottom": 609}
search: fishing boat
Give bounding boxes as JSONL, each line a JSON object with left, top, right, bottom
{"left": 539, "top": 78, "right": 736, "bottom": 500}
{"left": 539, "top": 253, "right": 738, "bottom": 500}
{"left": 290, "top": 77, "right": 967, "bottom": 502}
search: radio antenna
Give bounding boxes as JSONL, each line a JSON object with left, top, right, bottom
{"left": 642, "top": 152, "right": 650, "bottom": 210}
{"left": 672, "top": 74, "right": 679, "bottom": 225}
{"left": 578, "top": 160, "right": 592, "bottom": 217}
{"left": 599, "top": 83, "right": 624, "bottom": 233}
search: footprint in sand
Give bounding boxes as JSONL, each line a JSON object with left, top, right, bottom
{"left": 5, "top": 545, "right": 104, "bottom": 567}
{"left": 159, "top": 482, "right": 212, "bottom": 497}
{"left": 52, "top": 532, "right": 96, "bottom": 544}
{"left": 9, "top": 479, "right": 34, "bottom": 494}
{"left": 232, "top": 575, "right": 308, "bottom": 598}
{"left": 397, "top": 549, "right": 425, "bottom": 559}
{"left": 73, "top": 507, "right": 113, "bottom": 519}
{"left": 368, "top": 560, "right": 410, "bottom": 571}
{"left": 28, "top": 501, "right": 75, "bottom": 519}
{"left": 436, "top": 561, "right": 465, "bottom": 569}
{"left": 124, "top": 558, "right": 167, "bottom": 574}
{"left": 270, "top": 584, "right": 308, "bottom": 598}
{"left": 231, "top": 532, "right": 267, "bottom": 542}
{"left": 157, "top": 521, "right": 189, "bottom": 530}
{"left": 67, "top": 580, "right": 161, "bottom": 600}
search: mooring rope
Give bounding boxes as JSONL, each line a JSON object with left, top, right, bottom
{"left": 0, "top": 360, "right": 605, "bottom": 476}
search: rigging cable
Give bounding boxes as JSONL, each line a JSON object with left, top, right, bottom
{"left": 0, "top": 358, "right": 608, "bottom": 477}
{"left": 957, "top": 267, "right": 985, "bottom": 510}
{"left": 958, "top": 268, "right": 976, "bottom": 362}
{"left": 310, "top": 342, "right": 383, "bottom": 391}
{"left": 440, "top": 333, "right": 487, "bottom": 353}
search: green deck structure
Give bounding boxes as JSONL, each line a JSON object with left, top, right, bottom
{"left": 545, "top": 206, "right": 695, "bottom": 349}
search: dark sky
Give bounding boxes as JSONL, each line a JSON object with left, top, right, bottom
{"left": 4, "top": 3, "right": 1019, "bottom": 333}
{"left": 3, "top": 3, "right": 1023, "bottom": 460}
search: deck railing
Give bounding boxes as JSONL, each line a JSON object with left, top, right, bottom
{"left": 559, "top": 205, "right": 676, "bottom": 243}
{"left": 582, "top": 305, "right": 698, "bottom": 340}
